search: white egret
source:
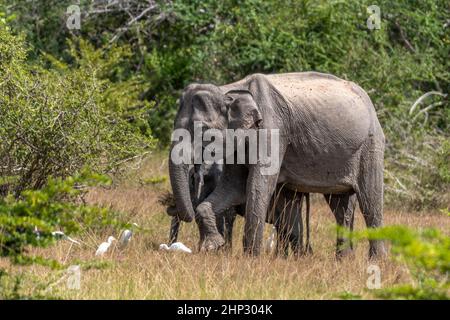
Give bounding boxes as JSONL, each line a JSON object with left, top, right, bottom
{"left": 159, "top": 242, "right": 192, "bottom": 254}
{"left": 169, "top": 242, "right": 192, "bottom": 253}
{"left": 118, "top": 229, "right": 133, "bottom": 249}
{"left": 95, "top": 236, "right": 116, "bottom": 256}
{"left": 51, "top": 231, "right": 81, "bottom": 245}
{"left": 118, "top": 223, "right": 140, "bottom": 249}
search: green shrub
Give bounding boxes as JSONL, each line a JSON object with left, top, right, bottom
{"left": 355, "top": 226, "right": 449, "bottom": 299}
{"left": 1, "top": 0, "right": 449, "bottom": 207}
{"left": 0, "top": 25, "right": 153, "bottom": 195}
{"left": 0, "top": 170, "right": 126, "bottom": 299}
{"left": 0, "top": 170, "right": 119, "bottom": 260}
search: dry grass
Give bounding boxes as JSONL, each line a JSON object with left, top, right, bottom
{"left": 1, "top": 153, "right": 448, "bottom": 299}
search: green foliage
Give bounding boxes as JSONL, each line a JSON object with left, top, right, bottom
{"left": 440, "top": 208, "right": 450, "bottom": 217}
{"left": 0, "top": 9, "right": 153, "bottom": 300}
{"left": 0, "top": 269, "right": 24, "bottom": 300}
{"left": 141, "top": 175, "right": 168, "bottom": 186}
{"left": 0, "top": 170, "right": 125, "bottom": 298}
{"left": 0, "top": 25, "right": 153, "bottom": 195}
{"left": 336, "top": 291, "right": 363, "bottom": 300}
{"left": 1, "top": 0, "right": 449, "bottom": 208}
{"left": 435, "top": 141, "right": 450, "bottom": 185}
{"left": 0, "top": 170, "right": 121, "bottom": 261}
{"left": 355, "top": 226, "right": 450, "bottom": 299}
{"left": 0, "top": 0, "right": 73, "bottom": 60}
{"left": 0, "top": 258, "right": 114, "bottom": 299}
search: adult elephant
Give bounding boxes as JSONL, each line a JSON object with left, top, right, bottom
{"left": 166, "top": 162, "right": 312, "bottom": 256}
{"left": 169, "top": 72, "right": 385, "bottom": 258}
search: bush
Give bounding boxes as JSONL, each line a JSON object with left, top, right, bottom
{"left": 1, "top": 0, "right": 449, "bottom": 207}
{"left": 0, "top": 170, "right": 121, "bottom": 261}
{"left": 355, "top": 225, "right": 449, "bottom": 299}
{"left": 0, "top": 25, "right": 153, "bottom": 195}
{"left": 0, "top": 170, "right": 126, "bottom": 299}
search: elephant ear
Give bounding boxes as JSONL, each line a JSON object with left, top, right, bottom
{"left": 225, "top": 89, "right": 262, "bottom": 130}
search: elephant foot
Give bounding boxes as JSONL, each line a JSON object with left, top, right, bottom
{"left": 369, "top": 240, "right": 387, "bottom": 260}
{"left": 200, "top": 233, "right": 225, "bottom": 252}
{"left": 222, "top": 241, "right": 233, "bottom": 252}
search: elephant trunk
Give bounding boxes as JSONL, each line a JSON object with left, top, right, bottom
{"left": 168, "top": 143, "right": 195, "bottom": 222}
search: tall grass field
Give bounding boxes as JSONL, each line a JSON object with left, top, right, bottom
{"left": 1, "top": 153, "right": 447, "bottom": 299}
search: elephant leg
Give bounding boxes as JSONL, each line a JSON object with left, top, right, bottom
{"left": 288, "top": 192, "right": 303, "bottom": 257}
{"left": 243, "top": 167, "right": 280, "bottom": 256}
{"left": 215, "top": 213, "right": 225, "bottom": 239}
{"left": 324, "top": 193, "right": 356, "bottom": 259}
{"left": 274, "top": 225, "right": 289, "bottom": 258}
{"left": 279, "top": 189, "right": 304, "bottom": 257}
{"left": 272, "top": 190, "right": 288, "bottom": 257}
{"left": 270, "top": 186, "right": 302, "bottom": 257}
{"left": 169, "top": 216, "right": 180, "bottom": 245}
{"left": 274, "top": 198, "right": 302, "bottom": 258}
{"left": 289, "top": 209, "right": 303, "bottom": 258}
{"left": 356, "top": 142, "right": 386, "bottom": 259}
{"left": 273, "top": 199, "right": 290, "bottom": 258}
{"left": 223, "top": 208, "right": 237, "bottom": 250}
{"left": 196, "top": 164, "right": 247, "bottom": 252}
{"left": 305, "top": 193, "right": 313, "bottom": 255}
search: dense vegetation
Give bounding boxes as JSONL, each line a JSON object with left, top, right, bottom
{"left": 0, "top": 0, "right": 448, "bottom": 299}
{"left": 2, "top": 0, "right": 447, "bottom": 208}
{"left": 0, "top": 28, "right": 153, "bottom": 195}
{"left": 351, "top": 226, "right": 450, "bottom": 299}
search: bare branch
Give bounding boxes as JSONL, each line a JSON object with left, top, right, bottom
{"left": 108, "top": 4, "right": 159, "bottom": 44}
{"left": 409, "top": 91, "right": 447, "bottom": 115}
{"left": 412, "top": 101, "right": 444, "bottom": 123}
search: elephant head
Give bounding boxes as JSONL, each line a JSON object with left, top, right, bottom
{"left": 169, "top": 81, "right": 265, "bottom": 223}
{"left": 169, "top": 84, "right": 226, "bottom": 222}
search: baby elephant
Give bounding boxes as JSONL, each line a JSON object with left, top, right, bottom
{"left": 166, "top": 163, "right": 313, "bottom": 256}
{"left": 166, "top": 163, "right": 236, "bottom": 247}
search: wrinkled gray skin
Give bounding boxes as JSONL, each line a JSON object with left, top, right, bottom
{"left": 169, "top": 72, "right": 385, "bottom": 258}
{"left": 167, "top": 163, "right": 236, "bottom": 248}
{"left": 167, "top": 163, "right": 313, "bottom": 256}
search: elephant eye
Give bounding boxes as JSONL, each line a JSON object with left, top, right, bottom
{"left": 194, "top": 101, "right": 207, "bottom": 112}
{"left": 229, "top": 98, "right": 241, "bottom": 110}
{"left": 228, "top": 103, "right": 239, "bottom": 116}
